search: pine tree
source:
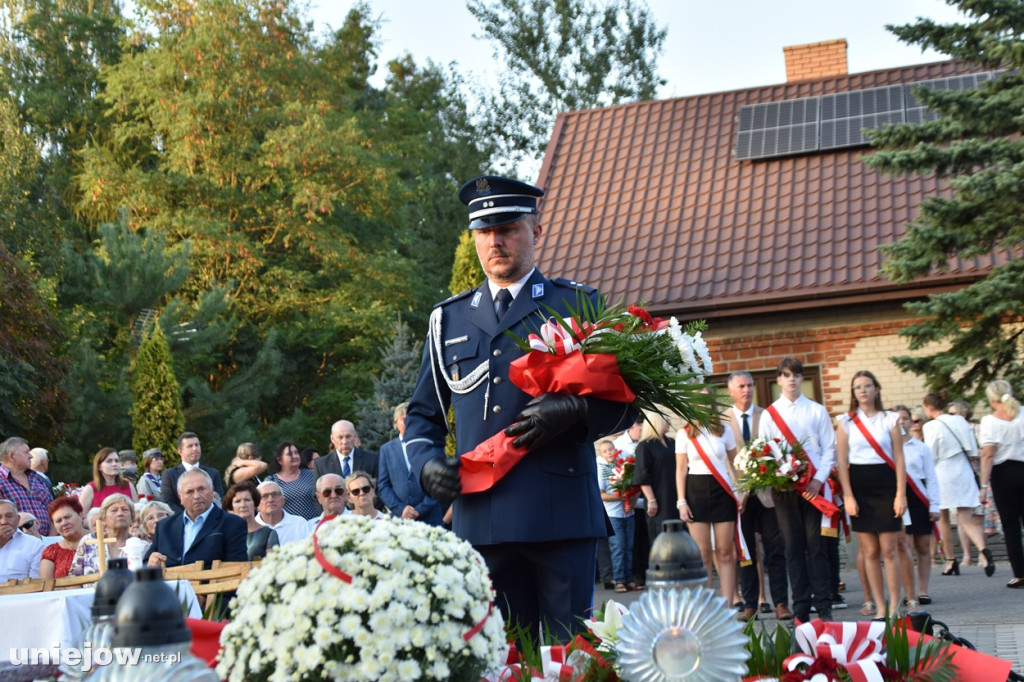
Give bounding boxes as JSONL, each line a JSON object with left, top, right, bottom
{"left": 355, "top": 318, "right": 424, "bottom": 451}
{"left": 131, "top": 325, "right": 185, "bottom": 466}
{"left": 449, "top": 230, "right": 485, "bottom": 295}
{"left": 865, "top": 0, "right": 1024, "bottom": 398}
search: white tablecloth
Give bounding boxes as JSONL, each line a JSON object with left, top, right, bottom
{"left": 0, "top": 580, "right": 201, "bottom": 673}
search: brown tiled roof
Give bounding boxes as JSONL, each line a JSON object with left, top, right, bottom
{"left": 534, "top": 60, "right": 995, "bottom": 319}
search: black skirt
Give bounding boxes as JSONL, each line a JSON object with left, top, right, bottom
{"left": 849, "top": 464, "right": 901, "bottom": 533}
{"left": 686, "top": 474, "right": 735, "bottom": 523}
{"left": 904, "top": 489, "right": 932, "bottom": 535}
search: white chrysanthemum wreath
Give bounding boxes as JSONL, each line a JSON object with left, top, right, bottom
{"left": 217, "top": 516, "right": 507, "bottom": 682}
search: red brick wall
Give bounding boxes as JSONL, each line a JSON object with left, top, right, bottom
{"left": 784, "top": 39, "right": 848, "bottom": 82}
{"left": 707, "top": 316, "right": 921, "bottom": 415}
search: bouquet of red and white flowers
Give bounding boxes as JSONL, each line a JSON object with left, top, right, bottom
{"left": 607, "top": 452, "right": 642, "bottom": 514}
{"left": 734, "top": 437, "right": 809, "bottom": 494}
{"left": 51, "top": 481, "right": 82, "bottom": 498}
{"left": 460, "top": 300, "right": 721, "bottom": 494}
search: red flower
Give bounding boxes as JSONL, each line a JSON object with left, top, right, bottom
{"left": 759, "top": 465, "right": 768, "bottom": 474}
{"left": 628, "top": 305, "right": 655, "bottom": 327}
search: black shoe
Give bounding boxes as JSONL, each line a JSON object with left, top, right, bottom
{"left": 817, "top": 610, "right": 833, "bottom": 622}
{"left": 941, "top": 558, "right": 960, "bottom": 576}
{"left": 1007, "top": 577, "right": 1024, "bottom": 589}
{"left": 982, "top": 548, "right": 995, "bottom": 577}
{"left": 759, "top": 602, "right": 772, "bottom": 614}
{"left": 830, "top": 594, "right": 848, "bottom": 609}
{"left": 602, "top": 581, "right": 615, "bottom": 590}
{"left": 794, "top": 612, "right": 811, "bottom": 623}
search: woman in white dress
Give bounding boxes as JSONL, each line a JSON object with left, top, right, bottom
{"left": 922, "top": 391, "right": 992, "bottom": 577}
{"left": 836, "top": 371, "right": 906, "bottom": 619}
{"left": 978, "top": 380, "right": 1024, "bottom": 588}
{"left": 892, "top": 405, "right": 940, "bottom": 607}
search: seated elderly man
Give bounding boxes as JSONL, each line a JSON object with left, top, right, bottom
{"left": 144, "top": 468, "right": 247, "bottom": 569}
{"left": 255, "top": 481, "right": 308, "bottom": 544}
{"left": 0, "top": 498, "right": 43, "bottom": 580}
{"left": 346, "top": 472, "right": 387, "bottom": 520}
{"left": 307, "top": 474, "right": 351, "bottom": 533}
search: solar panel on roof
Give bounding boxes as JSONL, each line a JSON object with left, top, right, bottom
{"left": 736, "top": 98, "right": 819, "bottom": 160}
{"left": 905, "top": 71, "right": 996, "bottom": 124}
{"left": 735, "top": 70, "right": 997, "bottom": 160}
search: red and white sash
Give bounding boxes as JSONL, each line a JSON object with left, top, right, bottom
{"left": 690, "top": 435, "right": 752, "bottom": 565}
{"left": 765, "top": 404, "right": 840, "bottom": 537}
{"left": 849, "top": 412, "right": 941, "bottom": 543}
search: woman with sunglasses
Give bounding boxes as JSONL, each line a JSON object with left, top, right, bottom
{"left": 346, "top": 472, "right": 387, "bottom": 520}
{"left": 224, "top": 481, "right": 279, "bottom": 560}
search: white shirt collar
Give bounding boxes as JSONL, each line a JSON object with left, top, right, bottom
{"left": 487, "top": 268, "right": 535, "bottom": 302}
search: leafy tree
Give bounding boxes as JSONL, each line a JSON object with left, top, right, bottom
{"left": 130, "top": 325, "right": 185, "bottom": 464}
{"left": 355, "top": 318, "right": 424, "bottom": 451}
{"left": 0, "top": 242, "right": 68, "bottom": 444}
{"left": 866, "top": 0, "right": 1024, "bottom": 398}
{"left": 449, "top": 230, "right": 486, "bottom": 295}
{"left": 468, "top": 0, "right": 666, "bottom": 172}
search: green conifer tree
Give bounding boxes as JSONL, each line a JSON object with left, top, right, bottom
{"left": 866, "top": 0, "right": 1024, "bottom": 397}
{"left": 130, "top": 325, "right": 185, "bottom": 466}
{"left": 355, "top": 318, "right": 424, "bottom": 451}
{"left": 449, "top": 230, "right": 485, "bottom": 296}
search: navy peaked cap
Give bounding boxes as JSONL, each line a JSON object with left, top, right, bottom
{"left": 458, "top": 175, "right": 544, "bottom": 229}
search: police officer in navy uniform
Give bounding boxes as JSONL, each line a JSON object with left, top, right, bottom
{"left": 405, "top": 175, "right": 633, "bottom": 641}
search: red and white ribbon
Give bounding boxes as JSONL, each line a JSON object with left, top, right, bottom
{"left": 784, "top": 619, "right": 887, "bottom": 682}
{"left": 528, "top": 317, "right": 593, "bottom": 355}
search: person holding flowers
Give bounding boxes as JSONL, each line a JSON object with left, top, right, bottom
{"left": 404, "top": 175, "right": 637, "bottom": 641}
{"left": 405, "top": 174, "right": 720, "bottom": 642}
{"left": 598, "top": 440, "right": 639, "bottom": 593}
{"left": 835, "top": 370, "right": 907, "bottom": 619}
{"left": 758, "top": 358, "right": 837, "bottom": 622}
{"left": 676, "top": 409, "right": 747, "bottom": 611}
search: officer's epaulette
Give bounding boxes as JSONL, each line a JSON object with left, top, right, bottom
{"left": 552, "top": 278, "right": 597, "bottom": 294}
{"left": 433, "top": 288, "right": 477, "bottom": 308}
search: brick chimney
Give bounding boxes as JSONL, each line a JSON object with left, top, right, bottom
{"left": 783, "top": 39, "right": 848, "bottom": 82}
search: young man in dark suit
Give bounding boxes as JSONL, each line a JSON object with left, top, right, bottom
{"left": 160, "top": 432, "right": 224, "bottom": 513}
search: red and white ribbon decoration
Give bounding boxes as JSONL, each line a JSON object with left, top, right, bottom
{"left": 784, "top": 619, "right": 887, "bottom": 682}
{"left": 528, "top": 317, "right": 593, "bottom": 356}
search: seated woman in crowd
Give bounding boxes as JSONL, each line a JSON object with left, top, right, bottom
{"left": 40, "top": 497, "right": 88, "bottom": 579}
{"left": 71, "top": 493, "right": 136, "bottom": 575}
{"left": 346, "top": 472, "right": 386, "bottom": 520}
{"left": 225, "top": 481, "right": 280, "bottom": 560}
{"left": 135, "top": 500, "right": 173, "bottom": 544}
{"left": 78, "top": 447, "right": 138, "bottom": 513}
{"left": 135, "top": 449, "right": 164, "bottom": 499}
{"left": 300, "top": 447, "right": 320, "bottom": 471}
{"left": 266, "top": 441, "right": 319, "bottom": 520}
{"left": 224, "top": 442, "right": 268, "bottom": 488}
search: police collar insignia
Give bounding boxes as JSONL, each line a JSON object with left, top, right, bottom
{"left": 471, "top": 291, "right": 482, "bottom": 308}
{"left": 531, "top": 283, "right": 544, "bottom": 299}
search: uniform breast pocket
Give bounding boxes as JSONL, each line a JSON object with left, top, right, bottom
{"left": 444, "top": 337, "right": 481, "bottom": 380}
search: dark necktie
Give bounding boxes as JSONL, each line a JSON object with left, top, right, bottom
{"left": 342, "top": 455, "right": 351, "bottom": 478}
{"left": 495, "top": 288, "right": 513, "bottom": 320}
{"left": 742, "top": 413, "right": 751, "bottom": 443}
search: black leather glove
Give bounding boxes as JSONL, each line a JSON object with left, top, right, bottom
{"left": 504, "top": 393, "right": 588, "bottom": 450}
{"left": 420, "top": 457, "right": 461, "bottom": 507}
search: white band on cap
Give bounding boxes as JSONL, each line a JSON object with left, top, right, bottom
{"left": 468, "top": 204, "right": 538, "bottom": 220}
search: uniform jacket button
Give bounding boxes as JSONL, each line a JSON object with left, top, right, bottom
{"left": 492, "top": 349, "right": 502, "bottom": 357}
{"left": 568, "top": 467, "right": 575, "bottom": 473}
{"left": 492, "top": 405, "right": 502, "bottom": 414}
{"left": 493, "top": 376, "right": 502, "bottom": 384}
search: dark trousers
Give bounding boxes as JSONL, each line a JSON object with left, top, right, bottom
{"left": 739, "top": 494, "right": 788, "bottom": 608}
{"left": 479, "top": 538, "right": 596, "bottom": 643}
{"left": 772, "top": 490, "right": 832, "bottom": 619}
{"left": 992, "top": 460, "right": 1024, "bottom": 578}
{"left": 596, "top": 537, "right": 613, "bottom": 583}
{"left": 824, "top": 534, "right": 840, "bottom": 596}
{"left": 632, "top": 509, "right": 650, "bottom": 583}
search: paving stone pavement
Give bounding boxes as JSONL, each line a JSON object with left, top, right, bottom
{"left": 594, "top": 559, "right": 1024, "bottom": 676}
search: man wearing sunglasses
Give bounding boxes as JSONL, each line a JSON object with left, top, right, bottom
{"left": 346, "top": 472, "right": 386, "bottom": 520}
{"left": 255, "top": 481, "right": 308, "bottom": 545}
{"left": 307, "top": 474, "right": 351, "bottom": 533}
